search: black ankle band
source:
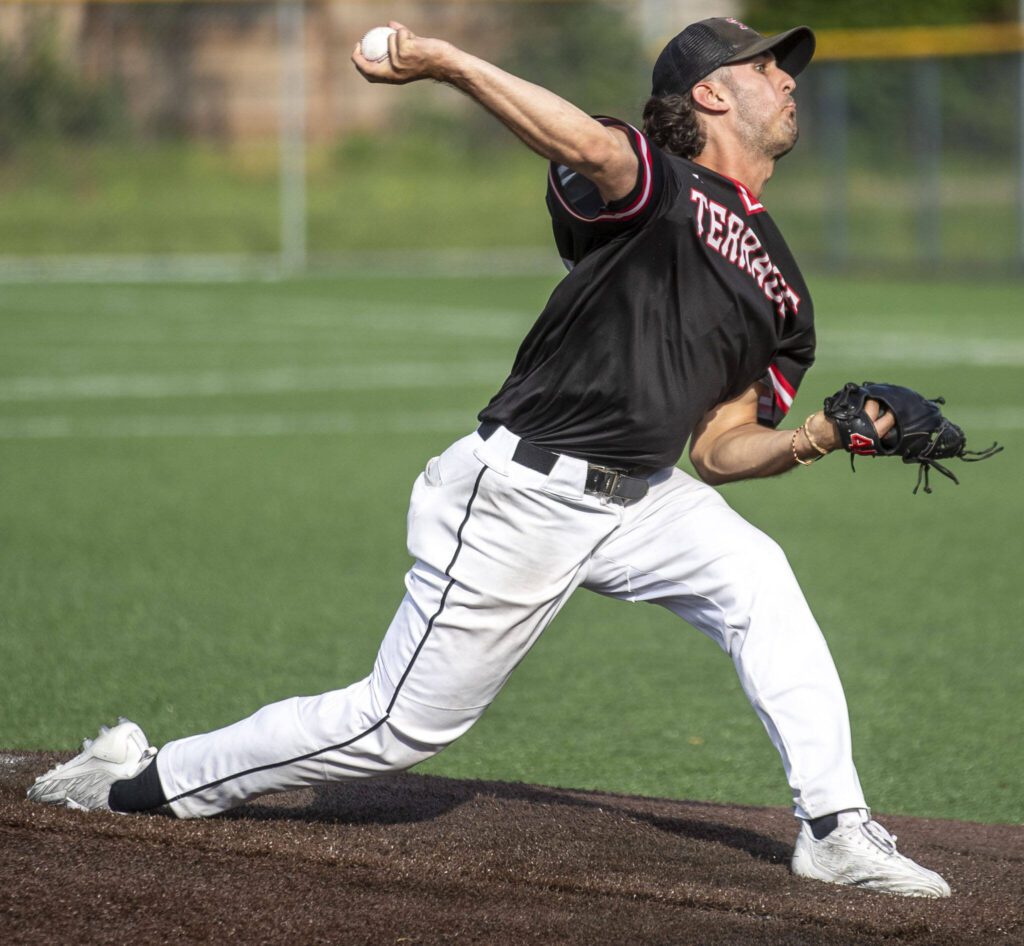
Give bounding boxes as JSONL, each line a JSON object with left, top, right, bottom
{"left": 809, "top": 812, "right": 840, "bottom": 840}
{"left": 108, "top": 755, "right": 168, "bottom": 813}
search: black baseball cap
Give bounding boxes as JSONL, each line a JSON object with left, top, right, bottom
{"left": 651, "top": 17, "right": 815, "bottom": 98}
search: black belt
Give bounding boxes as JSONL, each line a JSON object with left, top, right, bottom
{"left": 477, "top": 422, "right": 649, "bottom": 504}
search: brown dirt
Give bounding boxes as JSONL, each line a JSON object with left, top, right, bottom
{"left": 1, "top": 751, "right": 1020, "bottom": 945}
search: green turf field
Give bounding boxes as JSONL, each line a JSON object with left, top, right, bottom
{"left": 1, "top": 273, "right": 1021, "bottom": 824}
{"left": 0, "top": 141, "right": 1017, "bottom": 270}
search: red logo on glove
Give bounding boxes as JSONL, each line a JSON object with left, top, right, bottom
{"left": 849, "top": 433, "right": 877, "bottom": 455}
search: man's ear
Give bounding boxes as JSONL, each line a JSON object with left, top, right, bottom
{"left": 691, "top": 77, "right": 730, "bottom": 115}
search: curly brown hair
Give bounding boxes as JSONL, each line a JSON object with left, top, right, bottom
{"left": 641, "top": 92, "right": 706, "bottom": 159}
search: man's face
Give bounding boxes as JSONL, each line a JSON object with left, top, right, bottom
{"left": 718, "top": 53, "right": 799, "bottom": 160}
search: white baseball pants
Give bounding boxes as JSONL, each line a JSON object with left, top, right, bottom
{"left": 158, "top": 425, "right": 866, "bottom": 820}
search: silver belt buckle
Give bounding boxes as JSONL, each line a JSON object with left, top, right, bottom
{"left": 589, "top": 464, "right": 621, "bottom": 497}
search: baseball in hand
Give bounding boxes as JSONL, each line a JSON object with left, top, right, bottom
{"left": 361, "top": 26, "right": 397, "bottom": 63}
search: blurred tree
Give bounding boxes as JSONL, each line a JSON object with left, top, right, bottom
{"left": 496, "top": 1, "right": 649, "bottom": 118}
{"left": 392, "top": 1, "right": 648, "bottom": 155}
{"left": 0, "top": 12, "right": 126, "bottom": 156}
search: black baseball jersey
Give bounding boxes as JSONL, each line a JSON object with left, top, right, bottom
{"left": 478, "top": 117, "right": 815, "bottom": 474}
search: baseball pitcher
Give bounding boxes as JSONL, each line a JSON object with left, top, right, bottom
{"left": 33, "top": 16, "right": 1001, "bottom": 897}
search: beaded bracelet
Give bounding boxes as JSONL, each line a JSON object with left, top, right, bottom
{"left": 791, "top": 427, "right": 817, "bottom": 466}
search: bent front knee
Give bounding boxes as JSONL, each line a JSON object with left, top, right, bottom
{"left": 381, "top": 700, "right": 484, "bottom": 769}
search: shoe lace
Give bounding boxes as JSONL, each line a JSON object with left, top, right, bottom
{"left": 861, "top": 820, "right": 898, "bottom": 855}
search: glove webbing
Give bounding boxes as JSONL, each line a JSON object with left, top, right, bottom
{"left": 912, "top": 440, "right": 1004, "bottom": 495}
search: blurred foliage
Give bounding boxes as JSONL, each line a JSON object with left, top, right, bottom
{"left": 805, "top": 55, "right": 1019, "bottom": 161}
{"left": 88, "top": 3, "right": 269, "bottom": 138}
{"left": 0, "top": 12, "right": 127, "bottom": 156}
{"left": 939, "top": 54, "right": 1018, "bottom": 153}
{"left": 397, "top": 1, "right": 648, "bottom": 151}
{"left": 495, "top": 1, "right": 648, "bottom": 117}
{"left": 744, "top": 0, "right": 1019, "bottom": 30}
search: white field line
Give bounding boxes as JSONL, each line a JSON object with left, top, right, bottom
{"left": 5, "top": 326, "right": 1022, "bottom": 394}
{"left": 0, "top": 248, "right": 563, "bottom": 283}
{"left": 818, "top": 331, "right": 1024, "bottom": 367}
{"left": 6, "top": 318, "right": 525, "bottom": 349}
{"left": 16, "top": 305, "right": 1021, "bottom": 357}
{"left": 5, "top": 304, "right": 532, "bottom": 344}
{"left": 0, "top": 254, "right": 284, "bottom": 284}
{"left": 0, "top": 361, "right": 510, "bottom": 403}
{"left": 938, "top": 408, "right": 1024, "bottom": 430}
{"left": 0, "top": 410, "right": 477, "bottom": 440}
{"left": 0, "top": 407, "right": 1018, "bottom": 441}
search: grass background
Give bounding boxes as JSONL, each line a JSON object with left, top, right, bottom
{"left": 0, "top": 140, "right": 1018, "bottom": 269}
{"left": 1, "top": 272, "right": 1021, "bottom": 825}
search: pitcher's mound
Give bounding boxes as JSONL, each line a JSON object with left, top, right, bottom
{"left": 2, "top": 751, "right": 1020, "bottom": 944}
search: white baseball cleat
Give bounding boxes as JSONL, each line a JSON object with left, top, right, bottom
{"left": 791, "top": 810, "right": 950, "bottom": 898}
{"left": 27, "top": 718, "right": 156, "bottom": 812}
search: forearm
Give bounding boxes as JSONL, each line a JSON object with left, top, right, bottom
{"left": 440, "top": 48, "right": 621, "bottom": 176}
{"left": 692, "top": 417, "right": 831, "bottom": 484}
{"left": 689, "top": 385, "right": 839, "bottom": 485}
{"left": 353, "top": 26, "right": 636, "bottom": 200}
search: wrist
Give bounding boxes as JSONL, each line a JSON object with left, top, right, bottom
{"left": 804, "top": 411, "right": 839, "bottom": 453}
{"left": 791, "top": 425, "right": 819, "bottom": 465}
{"left": 432, "top": 41, "right": 474, "bottom": 85}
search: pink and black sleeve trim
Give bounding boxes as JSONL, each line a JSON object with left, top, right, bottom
{"left": 547, "top": 118, "right": 660, "bottom": 227}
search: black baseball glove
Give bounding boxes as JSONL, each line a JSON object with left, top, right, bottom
{"left": 823, "top": 382, "right": 1003, "bottom": 494}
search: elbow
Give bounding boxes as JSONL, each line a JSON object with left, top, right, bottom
{"left": 694, "top": 464, "right": 729, "bottom": 487}
{"left": 689, "top": 447, "right": 725, "bottom": 486}
{"left": 568, "top": 141, "right": 614, "bottom": 180}
{"left": 689, "top": 441, "right": 745, "bottom": 486}
{"left": 571, "top": 128, "right": 630, "bottom": 182}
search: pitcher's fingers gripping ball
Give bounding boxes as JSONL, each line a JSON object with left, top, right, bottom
{"left": 824, "top": 381, "right": 1003, "bottom": 493}
{"left": 360, "top": 26, "right": 396, "bottom": 63}
{"left": 351, "top": 23, "right": 438, "bottom": 85}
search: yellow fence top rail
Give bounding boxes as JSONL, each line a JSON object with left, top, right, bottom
{"left": 815, "top": 22, "right": 1024, "bottom": 59}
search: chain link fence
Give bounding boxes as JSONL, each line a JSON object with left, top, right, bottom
{"left": 0, "top": 0, "right": 1021, "bottom": 278}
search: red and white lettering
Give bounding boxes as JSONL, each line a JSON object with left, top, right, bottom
{"left": 749, "top": 252, "right": 773, "bottom": 287}
{"left": 690, "top": 188, "right": 709, "bottom": 237}
{"left": 689, "top": 186, "right": 800, "bottom": 320}
{"left": 781, "top": 285, "right": 801, "bottom": 319}
{"left": 737, "top": 228, "right": 762, "bottom": 274}
{"left": 719, "top": 211, "right": 746, "bottom": 265}
{"left": 706, "top": 199, "right": 728, "bottom": 251}
{"left": 734, "top": 182, "right": 765, "bottom": 215}
{"left": 848, "top": 433, "right": 876, "bottom": 455}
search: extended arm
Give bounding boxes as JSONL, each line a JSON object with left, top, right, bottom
{"left": 352, "top": 22, "right": 638, "bottom": 203}
{"left": 689, "top": 383, "right": 894, "bottom": 485}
